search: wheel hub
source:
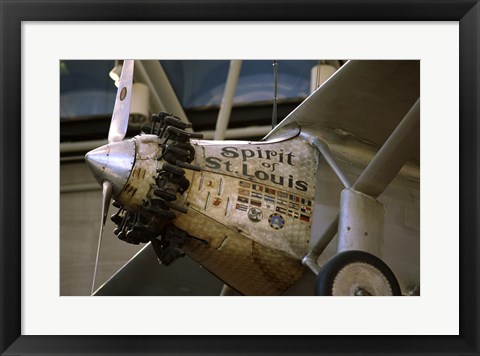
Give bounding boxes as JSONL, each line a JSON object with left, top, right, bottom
{"left": 332, "top": 262, "right": 393, "bottom": 296}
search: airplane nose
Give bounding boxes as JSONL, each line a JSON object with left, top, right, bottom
{"left": 85, "top": 140, "right": 136, "bottom": 197}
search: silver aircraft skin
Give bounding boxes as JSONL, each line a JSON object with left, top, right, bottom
{"left": 85, "top": 60, "right": 420, "bottom": 296}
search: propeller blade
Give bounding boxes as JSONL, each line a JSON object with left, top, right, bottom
{"left": 91, "top": 180, "right": 113, "bottom": 295}
{"left": 108, "top": 59, "right": 134, "bottom": 143}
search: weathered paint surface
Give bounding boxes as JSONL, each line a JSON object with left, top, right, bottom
{"left": 181, "top": 137, "right": 319, "bottom": 259}
{"left": 175, "top": 208, "right": 305, "bottom": 296}
{"left": 194, "top": 138, "right": 317, "bottom": 196}
{"left": 117, "top": 135, "right": 162, "bottom": 210}
{"left": 173, "top": 137, "right": 319, "bottom": 294}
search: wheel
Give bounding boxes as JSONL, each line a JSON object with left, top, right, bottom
{"left": 315, "top": 250, "right": 401, "bottom": 296}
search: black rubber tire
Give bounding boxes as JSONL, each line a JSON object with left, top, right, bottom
{"left": 315, "top": 250, "right": 402, "bottom": 296}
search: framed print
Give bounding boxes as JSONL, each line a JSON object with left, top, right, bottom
{"left": 1, "top": 0, "right": 479, "bottom": 355}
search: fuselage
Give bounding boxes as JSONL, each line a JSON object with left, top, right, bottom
{"left": 86, "top": 125, "right": 319, "bottom": 294}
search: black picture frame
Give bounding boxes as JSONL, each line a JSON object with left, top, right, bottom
{"left": 1, "top": 1, "right": 479, "bottom": 355}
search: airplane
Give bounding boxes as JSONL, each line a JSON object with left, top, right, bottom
{"left": 84, "top": 59, "right": 420, "bottom": 296}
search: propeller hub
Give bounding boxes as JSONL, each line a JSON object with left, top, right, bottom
{"left": 85, "top": 140, "right": 136, "bottom": 196}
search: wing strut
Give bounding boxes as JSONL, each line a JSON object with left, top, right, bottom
{"left": 309, "top": 138, "right": 352, "bottom": 189}
{"left": 220, "top": 284, "right": 236, "bottom": 296}
{"left": 302, "top": 215, "right": 339, "bottom": 275}
{"left": 353, "top": 98, "right": 420, "bottom": 198}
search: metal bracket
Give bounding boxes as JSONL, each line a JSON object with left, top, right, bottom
{"left": 337, "top": 188, "right": 385, "bottom": 258}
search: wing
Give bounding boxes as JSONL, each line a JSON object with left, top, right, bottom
{"left": 265, "top": 60, "right": 420, "bottom": 164}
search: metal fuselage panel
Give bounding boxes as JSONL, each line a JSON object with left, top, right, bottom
{"left": 174, "top": 208, "right": 305, "bottom": 295}
{"left": 178, "top": 137, "right": 319, "bottom": 259}
{"left": 117, "top": 135, "right": 163, "bottom": 210}
{"left": 172, "top": 137, "right": 319, "bottom": 295}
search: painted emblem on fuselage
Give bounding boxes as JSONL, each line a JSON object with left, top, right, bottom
{"left": 269, "top": 213, "right": 285, "bottom": 230}
{"left": 212, "top": 196, "right": 222, "bottom": 206}
{"left": 248, "top": 207, "right": 263, "bottom": 222}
